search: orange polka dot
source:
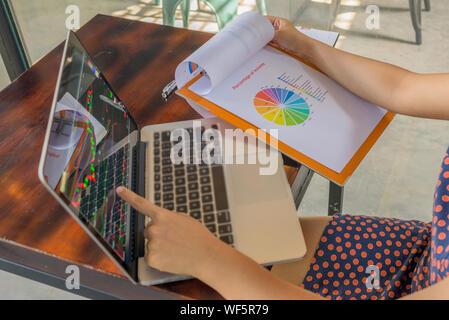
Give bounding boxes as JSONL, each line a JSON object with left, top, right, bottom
{"left": 438, "top": 219, "right": 446, "bottom": 227}
{"left": 353, "top": 258, "right": 359, "bottom": 265}
{"left": 345, "top": 263, "right": 351, "bottom": 270}
{"left": 435, "top": 205, "right": 443, "bottom": 213}
{"left": 442, "top": 195, "right": 449, "bottom": 202}
{"left": 444, "top": 171, "right": 449, "bottom": 178}
{"left": 317, "top": 250, "right": 324, "bottom": 257}
{"left": 323, "top": 261, "right": 329, "bottom": 268}
{"left": 438, "top": 232, "right": 446, "bottom": 240}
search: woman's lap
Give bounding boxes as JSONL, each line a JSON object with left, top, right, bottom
{"left": 271, "top": 214, "right": 432, "bottom": 300}
{"left": 271, "top": 216, "right": 331, "bottom": 285}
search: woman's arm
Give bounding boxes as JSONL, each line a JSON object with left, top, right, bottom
{"left": 116, "top": 187, "right": 323, "bottom": 300}
{"left": 267, "top": 16, "right": 449, "bottom": 120}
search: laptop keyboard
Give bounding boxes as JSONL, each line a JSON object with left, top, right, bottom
{"left": 152, "top": 125, "right": 234, "bottom": 246}
{"left": 79, "top": 143, "right": 130, "bottom": 259}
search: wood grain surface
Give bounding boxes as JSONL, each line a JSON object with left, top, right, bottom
{"left": 0, "top": 15, "right": 297, "bottom": 299}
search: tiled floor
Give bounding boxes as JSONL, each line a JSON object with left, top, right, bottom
{"left": 1, "top": 0, "right": 448, "bottom": 299}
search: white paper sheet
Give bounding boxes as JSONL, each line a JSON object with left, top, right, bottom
{"left": 296, "top": 26, "right": 339, "bottom": 47}
{"left": 191, "top": 46, "right": 386, "bottom": 173}
{"left": 175, "top": 11, "right": 274, "bottom": 95}
{"left": 175, "top": 12, "right": 386, "bottom": 173}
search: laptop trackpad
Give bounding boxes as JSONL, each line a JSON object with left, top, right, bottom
{"left": 226, "top": 163, "right": 290, "bottom": 206}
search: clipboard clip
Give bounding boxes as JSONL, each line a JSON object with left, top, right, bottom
{"left": 162, "top": 80, "right": 178, "bottom": 101}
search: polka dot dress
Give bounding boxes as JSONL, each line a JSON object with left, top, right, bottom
{"left": 302, "top": 148, "right": 449, "bottom": 300}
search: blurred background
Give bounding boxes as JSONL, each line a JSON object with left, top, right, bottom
{"left": 0, "top": 0, "right": 448, "bottom": 299}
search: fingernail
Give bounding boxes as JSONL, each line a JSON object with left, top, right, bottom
{"left": 116, "top": 186, "right": 125, "bottom": 194}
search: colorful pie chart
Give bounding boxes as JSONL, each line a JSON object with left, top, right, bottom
{"left": 254, "top": 88, "right": 309, "bottom": 126}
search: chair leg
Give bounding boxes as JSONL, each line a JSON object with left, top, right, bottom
{"left": 256, "top": 0, "right": 267, "bottom": 15}
{"left": 409, "top": 0, "right": 422, "bottom": 45}
{"left": 424, "top": 0, "right": 430, "bottom": 11}
{"left": 182, "top": 0, "right": 191, "bottom": 28}
{"left": 202, "top": 0, "right": 239, "bottom": 30}
{"left": 162, "top": 0, "right": 190, "bottom": 27}
{"left": 163, "top": 0, "right": 182, "bottom": 26}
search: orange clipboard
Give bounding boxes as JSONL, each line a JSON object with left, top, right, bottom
{"left": 177, "top": 46, "right": 395, "bottom": 186}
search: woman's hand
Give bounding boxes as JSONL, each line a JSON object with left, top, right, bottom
{"left": 266, "top": 15, "right": 314, "bottom": 59}
{"left": 116, "top": 186, "right": 228, "bottom": 277}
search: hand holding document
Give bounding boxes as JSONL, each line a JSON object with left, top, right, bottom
{"left": 175, "top": 12, "right": 393, "bottom": 185}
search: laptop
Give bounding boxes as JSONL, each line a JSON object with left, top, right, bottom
{"left": 38, "top": 31, "right": 306, "bottom": 285}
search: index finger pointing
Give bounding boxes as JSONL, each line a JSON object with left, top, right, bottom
{"left": 116, "top": 186, "right": 159, "bottom": 219}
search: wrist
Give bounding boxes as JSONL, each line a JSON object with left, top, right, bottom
{"left": 193, "top": 238, "right": 237, "bottom": 282}
{"left": 292, "top": 33, "right": 321, "bottom": 63}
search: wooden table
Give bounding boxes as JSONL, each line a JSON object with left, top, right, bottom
{"left": 0, "top": 14, "right": 306, "bottom": 300}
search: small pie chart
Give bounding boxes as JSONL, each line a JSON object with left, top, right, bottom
{"left": 254, "top": 88, "right": 309, "bottom": 126}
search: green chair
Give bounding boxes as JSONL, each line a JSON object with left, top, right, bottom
{"left": 161, "top": 0, "right": 267, "bottom": 30}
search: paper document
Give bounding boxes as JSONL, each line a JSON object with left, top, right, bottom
{"left": 175, "top": 12, "right": 389, "bottom": 177}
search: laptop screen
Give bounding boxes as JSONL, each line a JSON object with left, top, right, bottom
{"left": 41, "top": 32, "right": 139, "bottom": 271}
